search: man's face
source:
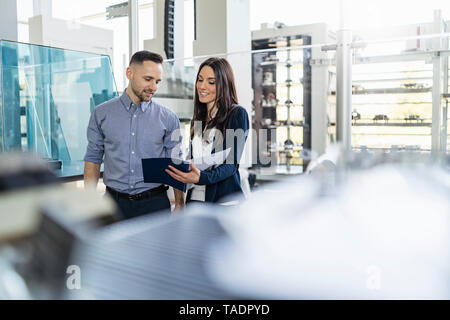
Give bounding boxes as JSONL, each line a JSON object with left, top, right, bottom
{"left": 126, "top": 60, "right": 163, "bottom": 103}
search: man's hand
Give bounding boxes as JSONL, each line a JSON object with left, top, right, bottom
{"left": 84, "top": 161, "right": 101, "bottom": 189}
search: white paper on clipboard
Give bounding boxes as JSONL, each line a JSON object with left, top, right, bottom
{"left": 190, "top": 148, "right": 232, "bottom": 171}
{"left": 186, "top": 148, "right": 232, "bottom": 191}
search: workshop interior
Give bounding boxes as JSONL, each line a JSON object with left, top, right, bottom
{"left": 0, "top": 0, "right": 449, "bottom": 299}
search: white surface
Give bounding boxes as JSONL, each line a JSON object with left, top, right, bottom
{"left": 191, "top": 148, "right": 231, "bottom": 171}
{"left": 187, "top": 148, "right": 232, "bottom": 198}
{"left": 28, "top": 15, "right": 113, "bottom": 57}
{"left": 207, "top": 164, "right": 450, "bottom": 299}
{"left": 0, "top": 0, "right": 18, "bottom": 41}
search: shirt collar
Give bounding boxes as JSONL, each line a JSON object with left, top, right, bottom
{"left": 120, "top": 89, "right": 151, "bottom": 113}
{"left": 140, "top": 100, "right": 151, "bottom": 113}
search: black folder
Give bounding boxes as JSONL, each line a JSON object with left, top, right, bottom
{"left": 141, "top": 158, "right": 190, "bottom": 192}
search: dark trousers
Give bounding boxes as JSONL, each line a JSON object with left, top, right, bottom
{"left": 107, "top": 191, "right": 171, "bottom": 220}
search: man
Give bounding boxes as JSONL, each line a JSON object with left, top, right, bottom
{"left": 84, "top": 50, "right": 185, "bottom": 219}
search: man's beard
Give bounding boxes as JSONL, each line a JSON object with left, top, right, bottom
{"left": 131, "top": 84, "right": 153, "bottom": 102}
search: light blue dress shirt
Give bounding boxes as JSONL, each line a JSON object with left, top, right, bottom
{"left": 84, "top": 91, "right": 182, "bottom": 194}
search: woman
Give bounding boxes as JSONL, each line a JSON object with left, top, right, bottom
{"left": 165, "top": 57, "right": 249, "bottom": 204}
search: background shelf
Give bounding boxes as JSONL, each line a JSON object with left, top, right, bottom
{"left": 352, "top": 122, "right": 432, "bottom": 127}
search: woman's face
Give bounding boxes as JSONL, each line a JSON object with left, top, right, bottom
{"left": 196, "top": 66, "right": 217, "bottom": 109}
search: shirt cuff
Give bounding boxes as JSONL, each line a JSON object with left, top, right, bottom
{"left": 83, "top": 156, "right": 103, "bottom": 164}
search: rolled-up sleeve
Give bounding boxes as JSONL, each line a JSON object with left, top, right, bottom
{"left": 164, "top": 113, "right": 183, "bottom": 160}
{"left": 84, "top": 109, "right": 105, "bottom": 164}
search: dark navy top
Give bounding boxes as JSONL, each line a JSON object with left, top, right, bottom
{"left": 187, "top": 105, "right": 249, "bottom": 203}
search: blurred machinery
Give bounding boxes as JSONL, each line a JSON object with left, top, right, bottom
{"left": 67, "top": 149, "right": 450, "bottom": 299}
{"left": 209, "top": 159, "right": 450, "bottom": 299}
{"left": 0, "top": 153, "right": 118, "bottom": 299}
{"left": 0, "top": 151, "right": 449, "bottom": 299}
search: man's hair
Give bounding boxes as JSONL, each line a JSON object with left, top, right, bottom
{"left": 129, "top": 50, "right": 163, "bottom": 66}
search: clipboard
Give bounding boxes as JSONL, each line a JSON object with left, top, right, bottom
{"left": 141, "top": 149, "right": 231, "bottom": 193}
{"left": 141, "top": 158, "right": 190, "bottom": 192}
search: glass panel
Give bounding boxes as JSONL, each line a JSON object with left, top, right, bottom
{"left": 351, "top": 40, "right": 437, "bottom": 152}
{"left": 156, "top": 56, "right": 204, "bottom": 160}
{"left": 0, "top": 46, "right": 2, "bottom": 152}
{"left": 157, "top": 40, "right": 319, "bottom": 176}
{"left": 52, "top": 0, "right": 129, "bottom": 91}
{"left": 0, "top": 40, "right": 118, "bottom": 176}
{"left": 251, "top": 38, "right": 311, "bottom": 174}
{"left": 82, "top": 15, "right": 129, "bottom": 91}
{"left": 327, "top": 63, "right": 337, "bottom": 149}
{"left": 445, "top": 54, "right": 450, "bottom": 154}
{"left": 155, "top": 34, "right": 449, "bottom": 180}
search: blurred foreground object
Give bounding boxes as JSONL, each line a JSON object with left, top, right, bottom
{"left": 208, "top": 150, "right": 450, "bottom": 299}
{"left": 65, "top": 205, "right": 237, "bottom": 299}
{"left": 3, "top": 151, "right": 449, "bottom": 299}
{"left": 0, "top": 153, "right": 117, "bottom": 241}
{"left": 0, "top": 152, "right": 118, "bottom": 298}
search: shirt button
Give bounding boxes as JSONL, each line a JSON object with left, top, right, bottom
{"left": 131, "top": 169, "right": 134, "bottom": 173}
{"left": 130, "top": 185, "right": 134, "bottom": 189}
{"left": 131, "top": 132, "right": 135, "bottom": 136}
{"left": 133, "top": 115, "right": 137, "bottom": 118}
{"left": 131, "top": 151, "right": 135, "bottom": 154}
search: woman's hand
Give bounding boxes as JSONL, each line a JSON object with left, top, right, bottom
{"left": 166, "top": 163, "right": 201, "bottom": 184}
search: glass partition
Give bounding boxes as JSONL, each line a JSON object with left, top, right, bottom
{"left": 0, "top": 40, "right": 117, "bottom": 176}
{"left": 350, "top": 35, "right": 450, "bottom": 153}
{"left": 352, "top": 54, "right": 433, "bottom": 152}
{"left": 445, "top": 54, "right": 450, "bottom": 154}
{"left": 327, "top": 62, "right": 337, "bottom": 149}
{"left": 157, "top": 53, "right": 254, "bottom": 167}
{"left": 157, "top": 41, "right": 329, "bottom": 178}
{"left": 156, "top": 33, "right": 449, "bottom": 179}
{"left": 3, "top": 33, "right": 448, "bottom": 180}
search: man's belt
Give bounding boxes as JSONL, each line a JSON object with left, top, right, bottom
{"left": 106, "top": 185, "right": 169, "bottom": 201}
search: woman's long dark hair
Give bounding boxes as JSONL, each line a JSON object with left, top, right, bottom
{"left": 190, "top": 57, "right": 238, "bottom": 139}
